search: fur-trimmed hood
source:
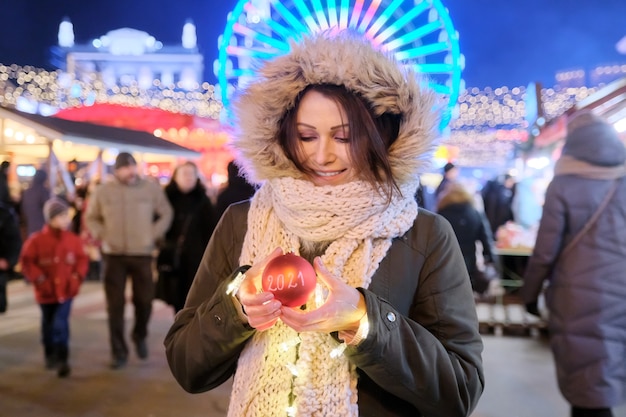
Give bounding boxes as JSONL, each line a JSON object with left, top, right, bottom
{"left": 230, "top": 30, "right": 440, "bottom": 188}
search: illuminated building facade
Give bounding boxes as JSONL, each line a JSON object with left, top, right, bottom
{"left": 49, "top": 18, "right": 203, "bottom": 91}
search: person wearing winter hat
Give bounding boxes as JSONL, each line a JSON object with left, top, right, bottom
{"left": 522, "top": 112, "right": 626, "bottom": 417}
{"left": 85, "top": 151, "right": 172, "bottom": 369}
{"left": 19, "top": 197, "right": 89, "bottom": 378}
{"left": 435, "top": 161, "right": 459, "bottom": 200}
{"left": 165, "top": 30, "right": 483, "bottom": 417}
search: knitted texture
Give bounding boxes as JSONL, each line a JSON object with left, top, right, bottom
{"left": 227, "top": 177, "right": 418, "bottom": 417}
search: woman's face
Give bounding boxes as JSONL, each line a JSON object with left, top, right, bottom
{"left": 174, "top": 165, "right": 198, "bottom": 193}
{"left": 296, "top": 90, "right": 357, "bottom": 186}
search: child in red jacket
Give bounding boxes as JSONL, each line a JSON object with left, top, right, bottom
{"left": 20, "top": 198, "right": 88, "bottom": 378}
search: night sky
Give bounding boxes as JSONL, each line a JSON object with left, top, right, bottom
{"left": 1, "top": 0, "right": 625, "bottom": 89}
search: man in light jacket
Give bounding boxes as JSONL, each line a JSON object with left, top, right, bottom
{"left": 85, "top": 152, "right": 172, "bottom": 369}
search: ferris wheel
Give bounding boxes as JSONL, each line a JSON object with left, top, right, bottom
{"left": 215, "top": 0, "right": 464, "bottom": 128}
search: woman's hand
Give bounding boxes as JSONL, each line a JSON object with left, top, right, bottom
{"left": 236, "top": 247, "right": 284, "bottom": 331}
{"left": 280, "top": 257, "right": 366, "bottom": 334}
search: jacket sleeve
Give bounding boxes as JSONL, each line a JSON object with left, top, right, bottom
{"left": 19, "top": 236, "right": 45, "bottom": 282}
{"left": 346, "top": 215, "right": 484, "bottom": 417}
{"left": 164, "top": 203, "right": 254, "bottom": 393}
{"left": 520, "top": 180, "right": 565, "bottom": 304}
{"left": 84, "top": 188, "right": 104, "bottom": 240}
{"left": 152, "top": 184, "right": 173, "bottom": 240}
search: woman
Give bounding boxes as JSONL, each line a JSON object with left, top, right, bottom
{"left": 522, "top": 112, "right": 626, "bottom": 417}
{"left": 437, "top": 183, "right": 496, "bottom": 295}
{"left": 156, "top": 161, "right": 216, "bottom": 313}
{"left": 165, "top": 31, "right": 483, "bottom": 417}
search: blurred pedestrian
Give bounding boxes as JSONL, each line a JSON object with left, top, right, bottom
{"left": 0, "top": 161, "right": 12, "bottom": 207}
{"left": 72, "top": 183, "right": 102, "bottom": 281}
{"left": 522, "top": 112, "right": 626, "bottom": 417}
{"left": 0, "top": 200, "right": 22, "bottom": 313}
{"left": 437, "top": 183, "right": 497, "bottom": 295}
{"left": 156, "top": 161, "right": 217, "bottom": 313}
{"left": 434, "top": 162, "right": 458, "bottom": 201}
{"left": 85, "top": 152, "right": 173, "bottom": 369}
{"left": 21, "top": 169, "right": 50, "bottom": 237}
{"left": 481, "top": 173, "right": 516, "bottom": 238}
{"left": 215, "top": 160, "right": 256, "bottom": 220}
{"left": 19, "top": 198, "right": 89, "bottom": 377}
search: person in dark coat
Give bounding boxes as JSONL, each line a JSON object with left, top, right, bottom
{"left": 434, "top": 162, "right": 458, "bottom": 201}
{"left": 0, "top": 201, "right": 22, "bottom": 313}
{"left": 0, "top": 161, "right": 12, "bottom": 207}
{"left": 156, "top": 161, "right": 217, "bottom": 313}
{"left": 437, "top": 183, "right": 496, "bottom": 294}
{"left": 481, "top": 173, "right": 516, "bottom": 238}
{"left": 522, "top": 112, "right": 626, "bottom": 417}
{"left": 215, "top": 160, "right": 256, "bottom": 220}
{"left": 21, "top": 169, "right": 50, "bottom": 237}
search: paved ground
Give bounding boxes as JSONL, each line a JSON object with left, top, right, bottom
{"left": 1, "top": 280, "right": 625, "bottom": 417}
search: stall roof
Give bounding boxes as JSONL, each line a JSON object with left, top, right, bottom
{"left": 574, "top": 77, "right": 626, "bottom": 124}
{"left": 0, "top": 106, "right": 201, "bottom": 158}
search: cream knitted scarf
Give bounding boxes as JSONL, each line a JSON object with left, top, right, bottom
{"left": 227, "top": 176, "right": 419, "bottom": 417}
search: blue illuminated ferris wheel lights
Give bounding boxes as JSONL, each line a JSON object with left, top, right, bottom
{"left": 217, "top": 0, "right": 463, "bottom": 129}
{"left": 232, "top": 23, "right": 291, "bottom": 51}
{"left": 373, "top": 1, "right": 429, "bottom": 45}
{"left": 310, "top": 0, "right": 330, "bottom": 29}
{"left": 272, "top": 1, "right": 310, "bottom": 34}
{"left": 381, "top": 20, "right": 440, "bottom": 50}
{"left": 292, "top": 0, "right": 321, "bottom": 32}
{"left": 365, "top": 0, "right": 403, "bottom": 39}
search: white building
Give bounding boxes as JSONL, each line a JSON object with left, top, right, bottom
{"left": 49, "top": 18, "right": 203, "bottom": 90}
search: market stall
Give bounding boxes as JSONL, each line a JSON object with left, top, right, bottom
{"left": 0, "top": 105, "right": 200, "bottom": 196}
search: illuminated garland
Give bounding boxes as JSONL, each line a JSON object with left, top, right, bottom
{"left": 0, "top": 64, "right": 223, "bottom": 119}
{"left": 449, "top": 85, "right": 595, "bottom": 131}
{"left": 0, "top": 63, "right": 600, "bottom": 167}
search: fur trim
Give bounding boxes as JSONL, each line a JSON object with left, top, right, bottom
{"left": 231, "top": 30, "right": 441, "bottom": 186}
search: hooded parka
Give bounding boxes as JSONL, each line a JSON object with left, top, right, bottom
{"left": 521, "top": 113, "right": 626, "bottom": 409}
{"left": 165, "top": 31, "right": 483, "bottom": 416}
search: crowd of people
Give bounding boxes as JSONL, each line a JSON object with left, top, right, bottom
{"left": 0, "top": 152, "right": 256, "bottom": 378}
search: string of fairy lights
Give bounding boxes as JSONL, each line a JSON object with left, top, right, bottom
{"left": 0, "top": 63, "right": 599, "bottom": 168}
{"left": 0, "top": 64, "right": 223, "bottom": 119}
{"left": 2, "top": 63, "right": 596, "bottom": 127}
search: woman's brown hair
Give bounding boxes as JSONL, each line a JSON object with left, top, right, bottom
{"left": 277, "top": 84, "right": 402, "bottom": 200}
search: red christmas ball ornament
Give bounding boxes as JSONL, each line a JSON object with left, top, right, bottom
{"left": 262, "top": 252, "right": 317, "bottom": 307}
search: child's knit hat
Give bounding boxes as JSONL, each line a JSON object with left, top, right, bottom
{"left": 43, "top": 198, "right": 69, "bottom": 223}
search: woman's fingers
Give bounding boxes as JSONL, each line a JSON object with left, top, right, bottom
{"left": 312, "top": 257, "right": 335, "bottom": 288}
{"left": 240, "top": 292, "right": 282, "bottom": 331}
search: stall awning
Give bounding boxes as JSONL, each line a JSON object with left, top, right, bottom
{"left": 0, "top": 106, "right": 200, "bottom": 158}
{"left": 574, "top": 77, "right": 626, "bottom": 125}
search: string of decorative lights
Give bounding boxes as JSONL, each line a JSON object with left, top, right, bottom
{"left": 1, "top": 63, "right": 600, "bottom": 168}
{"left": 0, "top": 64, "right": 223, "bottom": 119}
{"left": 2, "top": 63, "right": 596, "bottom": 128}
